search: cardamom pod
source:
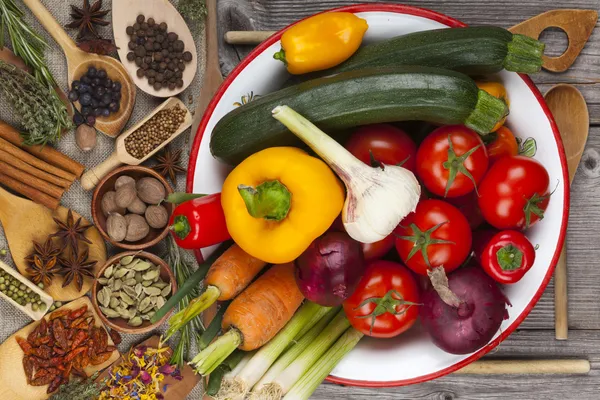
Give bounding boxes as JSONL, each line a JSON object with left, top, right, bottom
{"left": 142, "top": 280, "right": 153, "bottom": 287}
{"left": 97, "top": 277, "right": 109, "bottom": 285}
{"left": 120, "top": 292, "right": 135, "bottom": 305}
{"left": 143, "top": 286, "right": 162, "bottom": 296}
{"left": 128, "top": 316, "right": 143, "bottom": 327}
{"left": 100, "top": 307, "right": 120, "bottom": 318}
{"left": 139, "top": 297, "right": 151, "bottom": 311}
{"left": 104, "top": 265, "right": 114, "bottom": 279}
{"left": 113, "top": 279, "right": 123, "bottom": 291}
{"left": 161, "top": 285, "right": 171, "bottom": 297}
{"left": 142, "top": 269, "right": 160, "bottom": 281}
{"left": 135, "top": 283, "right": 143, "bottom": 296}
{"left": 120, "top": 256, "right": 135, "bottom": 266}
{"left": 124, "top": 278, "right": 137, "bottom": 286}
{"left": 114, "top": 268, "right": 129, "bottom": 279}
{"left": 133, "top": 261, "right": 152, "bottom": 271}
{"left": 156, "top": 296, "right": 166, "bottom": 309}
{"left": 109, "top": 297, "right": 120, "bottom": 309}
{"left": 123, "top": 286, "right": 137, "bottom": 298}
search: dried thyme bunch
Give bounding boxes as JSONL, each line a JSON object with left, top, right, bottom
{"left": 0, "top": 61, "right": 71, "bottom": 145}
{"left": 178, "top": 0, "right": 207, "bottom": 23}
{"left": 0, "top": 0, "right": 72, "bottom": 145}
{"left": 48, "top": 374, "right": 103, "bottom": 400}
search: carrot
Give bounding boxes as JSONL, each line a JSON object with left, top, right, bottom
{"left": 206, "top": 243, "right": 268, "bottom": 300}
{"left": 163, "top": 244, "right": 267, "bottom": 342}
{"left": 190, "top": 263, "right": 305, "bottom": 375}
{"left": 223, "top": 262, "right": 304, "bottom": 350}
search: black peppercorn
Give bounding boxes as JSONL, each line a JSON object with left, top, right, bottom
{"left": 167, "top": 62, "right": 176, "bottom": 71}
{"left": 137, "top": 36, "right": 146, "bottom": 45}
{"left": 165, "top": 70, "right": 173, "bottom": 79}
{"left": 133, "top": 22, "right": 141, "bottom": 31}
{"left": 162, "top": 81, "right": 168, "bottom": 88}
{"left": 160, "top": 62, "right": 168, "bottom": 70}
{"left": 137, "top": 69, "right": 145, "bottom": 78}
{"left": 101, "top": 93, "right": 112, "bottom": 106}
{"left": 183, "top": 51, "right": 193, "bottom": 62}
{"left": 126, "top": 26, "right": 134, "bottom": 35}
{"left": 92, "top": 77, "right": 101, "bottom": 86}
{"left": 153, "top": 81, "right": 162, "bottom": 91}
{"left": 147, "top": 29, "right": 155, "bottom": 37}
{"left": 91, "top": 98, "right": 99, "bottom": 108}
{"left": 98, "top": 69, "right": 107, "bottom": 79}
{"left": 159, "top": 22, "right": 167, "bottom": 31}
{"left": 151, "top": 61, "right": 159, "bottom": 70}
{"left": 178, "top": 63, "right": 186, "bottom": 71}
{"left": 156, "top": 34, "right": 165, "bottom": 43}
{"left": 141, "top": 22, "right": 148, "bottom": 30}
{"left": 175, "top": 71, "right": 182, "bottom": 79}
{"left": 137, "top": 30, "right": 145, "bottom": 37}
{"left": 141, "top": 62, "right": 149, "bottom": 70}
{"left": 161, "top": 41, "right": 169, "bottom": 49}
{"left": 156, "top": 73, "right": 164, "bottom": 82}
{"left": 137, "top": 14, "right": 145, "bottom": 24}
{"left": 144, "top": 42, "right": 153, "bottom": 51}
{"left": 176, "top": 79, "right": 184, "bottom": 88}
{"left": 135, "top": 46, "right": 146, "bottom": 57}
{"left": 144, "top": 56, "right": 152, "bottom": 64}
{"left": 168, "top": 82, "right": 176, "bottom": 90}
{"left": 174, "top": 40, "right": 184, "bottom": 52}
{"left": 147, "top": 69, "right": 156, "bottom": 77}
{"left": 167, "top": 32, "right": 178, "bottom": 42}
{"left": 148, "top": 77, "right": 155, "bottom": 85}
{"left": 154, "top": 53, "right": 163, "bottom": 62}
{"left": 148, "top": 18, "right": 155, "bottom": 26}
{"left": 127, "top": 52, "right": 135, "bottom": 61}
{"left": 135, "top": 57, "right": 143, "bottom": 67}
{"left": 128, "top": 41, "right": 137, "bottom": 50}
{"left": 161, "top": 49, "right": 169, "bottom": 57}
{"left": 81, "top": 106, "right": 92, "bottom": 116}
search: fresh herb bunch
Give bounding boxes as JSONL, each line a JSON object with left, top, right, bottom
{"left": 166, "top": 235, "right": 204, "bottom": 367}
{"left": 0, "top": 0, "right": 72, "bottom": 145}
{"left": 178, "top": 0, "right": 207, "bottom": 23}
{"left": 0, "top": 61, "right": 72, "bottom": 145}
{"left": 49, "top": 374, "right": 102, "bottom": 400}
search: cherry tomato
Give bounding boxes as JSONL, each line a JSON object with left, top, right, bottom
{"left": 486, "top": 126, "right": 519, "bottom": 163}
{"left": 416, "top": 125, "right": 489, "bottom": 198}
{"left": 478, "top": 156, "right": 550, "bottom": 230}
{"left": 343, "top": 260, "right": 420, "bottom": 338}
{"left": 345, "top": 124, "right": 418, "bottom": 172}
{"left": 361, "top": 235, "right": 395, "bottom": 261}
{"left": 394, "top": 199, "right": 472, "bottom": 275}
{"left": 445, "top": 191, "right": 485, "bottom": 230}
{"left": 474, "top": 229, "right": 536, "bottom": 284}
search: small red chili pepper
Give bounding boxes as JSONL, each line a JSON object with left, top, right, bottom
{"left": 474, "top": 229, "right": 536, "bottom": 284}
{"left": 168, "top": 193, "right": 231, "bottom": 249}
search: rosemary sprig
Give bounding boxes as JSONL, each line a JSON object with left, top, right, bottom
{"left": 48, "top": 373, "right": 103, "bottom": 400}
{"left": 178, "top": 0, "right": 208, "bottom": 24}
{"left": 0, "top": 0, "right": 72, "bottom": 145}
{"left": 166, "top": 235, "right": 204, "bottom": 368}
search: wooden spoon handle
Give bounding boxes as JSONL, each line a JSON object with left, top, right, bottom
{"left": 80, "top": 153, "right": 122, "bottom": 191}
{"left": 555, "top": 246, "right": 569, "bottom": 339}
{"left": 224, "top": 31, "right": 277, "bottom": 45}
{"left": 455, "top": 359, "right": 590, "bottom": 375}
{"left": 21, "top": 0, "right": 79, "bottom": 58}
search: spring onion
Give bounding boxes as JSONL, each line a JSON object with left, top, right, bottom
{"left": 198, "top": 300, "right": 231, "bottom": 350}
{"left": 283, "top": 328, "right": 364, "bottom": 400}
{"left": 206, "top": 350, "right": 247, "bottom": 397}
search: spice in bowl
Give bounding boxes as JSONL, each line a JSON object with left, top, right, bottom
{"left": 69, "top": 66, "right": 123, "bottom": 127}
{"left": 124, "top": 104, "right": 187, "bottom": 159}
{"left": 96, "top": 255, "right": 172, "bottom": 327}
{"left": 125, "top": 14, "right": 193, "bottom": 91}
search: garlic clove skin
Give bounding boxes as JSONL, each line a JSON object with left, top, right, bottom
{"left": 343, "top": 164, "right": 421, "bottom": 243}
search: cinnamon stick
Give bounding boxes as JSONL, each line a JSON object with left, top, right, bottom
{"left": 0, "top": 161, "right": 65, "bottom": 199}
{"left": 0, "top": 137, "right": 76, "bottom": 181}
{"left": 0, "top": 149, "right": 72, "bottom": 188}
{"left": 0, "top": 172, "right": 60, "bottom": 210}
{"left": 0, "top": 121, "right": 85, "bottom": 178}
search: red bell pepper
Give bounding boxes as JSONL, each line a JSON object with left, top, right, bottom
{"left": 474, "top": 229, "right": 536, "bottom": 284}
{"left": 169, "top": 193, "right": 231, "bottom": 249}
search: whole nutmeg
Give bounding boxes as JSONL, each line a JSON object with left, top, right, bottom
{"left": 115, "top": 183, "right": 137, "bottom": 208}
{"left": 106, "top": 213, "right": 127, "bottom": 242}
{"left": 75, "top": 124, "right": 97, "bottom": 152}
{"left": 145, "top": 205, "right": 169, "bottom": 228}
{"left": 137, "top": 177, "right": 166, "bottom": 204}
{"left": 127, "top": 196, "right": 147, "bottom": 215}
{"left": 125, "top": 214, "right": 150, "bottom": 242}
{"left": 101, "top": 191, "right": 126, "bottom": 216}
{"left": 115, "top": 175, "right": 136, "bottom": 190}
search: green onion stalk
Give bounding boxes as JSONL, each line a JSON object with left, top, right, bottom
{"left": 0, "top": 0, "right": 71, "bottom": 145}
{"left": 190, "top": 302, "right": 331, "bottom": 396}
{"left": 282, "top": 328, "right": 364, "bottom": 400}
{"left": 206, "top": 350, "right": 253, "bottom": 397}
{"left": 166, "top": 236, "right": 204, "bottom": 368}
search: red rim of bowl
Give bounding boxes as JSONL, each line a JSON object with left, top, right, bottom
{"left": 186, "top": 3, "right": 570, "bottom": 388}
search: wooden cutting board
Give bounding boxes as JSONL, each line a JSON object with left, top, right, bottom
{"left": 96, "top": 336, "right": 200, "bottom": 399}
{"left": 0, "top": 297, "right": 120, "bottom": 400}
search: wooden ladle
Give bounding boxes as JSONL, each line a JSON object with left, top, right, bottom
{"left": 544, "top": 84, "right": 589, "bottom": 340}
{"left": 112, "top": 0, "right": 198, "bottom": 98}
{"left": 22, "top": 0, "right": 136, "bottom": 138}
{"left": 0, "top": 186, "right": 107, "bottom": 301}
{"left": 80, "top": 97, "right": 192, "bottom": 190}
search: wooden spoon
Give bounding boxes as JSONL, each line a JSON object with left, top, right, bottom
{"left": 22, "top": 0, "right": 136, "bottom": 138}
{"left": 80, "top": 97, "right": 192, "bottom": 190}
{"left": 223, "top": 9, "right": 599, "bottom": 73}
{"left": 544, "top": 84, "right": 589, "bottom": 340}
{"left": 112, "top": 0, "right": 198, "bottom": 98}
{"left": 0, "top": 186, "right": 107, "bottom": 301}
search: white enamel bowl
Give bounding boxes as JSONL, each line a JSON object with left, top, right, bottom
{"left": 187, "top": 4, "right": 569, "bottom": 387}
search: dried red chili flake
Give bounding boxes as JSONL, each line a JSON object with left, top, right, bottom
{"left": 23, "top": 357, "right": 34, "bottom": 383}
{"left": 90, "top": 351, "right": 112, "bottom": 366}
{"left": 48, "top": 376, "right": 63, "bottom": 393}
{"left": 16, "top": 336, "right": 33, "bottom": 354}
{"left": 108, "top": 329, "right": 122, "bottom": 345}
{"left": 31, "top": 374, "right": 54, "bottom": 387}
{"left": 52, "top": 319, "right": 69, "bottom": 350}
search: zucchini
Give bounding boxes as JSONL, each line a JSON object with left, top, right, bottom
{"left": 298, "top": 27, "right": 545, "bottom": 80}
{"left": 210, "top": 66, "right": 507, "bottom": 165}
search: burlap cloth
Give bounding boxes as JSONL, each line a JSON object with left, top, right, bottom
{"left": 0, "top": 1, "right": 207, "bottom": 398}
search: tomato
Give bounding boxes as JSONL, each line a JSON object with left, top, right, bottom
{"left": 343, "top": 260, "right": 420, "bottom": 338}
{"left": 361, "top": 235, "right": 395, "bottom": 261}
{"left": 416, "top": 125, "right": 489, "bottom": 198}
{"left": 345, "top": 124, "right": 418, "bottom": 172}
{"left": 486, "top": 126, "right": 519, "bottom": 163}
{"left": 478, "top": 156, "right": 550, "bottom": 230}
{"left": 394, "top": 199, "right": 472, "bottom": 275}
{"left": 445, "top": 191, "right": 485, "bottom": 230}
{"left": 474, "top": 229, "right": 536, "bottom": 284}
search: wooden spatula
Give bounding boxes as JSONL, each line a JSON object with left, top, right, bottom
{"left": 223, "top": 9, "right": 598, "bottom": 73}
{"left": 0, "top": 186, "right": 107, "bottom": 301}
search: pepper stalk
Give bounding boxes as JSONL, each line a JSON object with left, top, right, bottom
{"left": 272, "top": 105, "right": 421, "bottom": 244}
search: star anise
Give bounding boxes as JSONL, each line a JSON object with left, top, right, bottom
{"left": 152, "top": 147, "right": 186, "bottom": 185}
{"left": 51, "top": 210, "right": 92, "bottom": 250}
{"left": 66, "top": 0, "right": 110, "bottom": 40}
{"left": 25, "top": 237, "right": 63, "bottom": 265}
{"left": 26, "top": 255, "right": 61, "bottom": 288}
{"left": 59, "top": 247, "right": 96, "bottom": 292}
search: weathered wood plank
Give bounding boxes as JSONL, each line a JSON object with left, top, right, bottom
{"left": 312, "top": 329, "right": 600, "bottom": 399}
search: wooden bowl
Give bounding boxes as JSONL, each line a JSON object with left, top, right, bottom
{"left": 91, "top": 251, "right": 177, "bottom": 334}
{"left": 92, "top": 165, "right": 174, "bottom": 250}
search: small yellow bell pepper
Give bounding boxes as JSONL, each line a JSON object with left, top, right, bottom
{"left": 476, "top": 81, "right": 509, "bottom": 132}
{"left": 221, "top": 147, "right": 345, "bottom": 264}
{"left": 274, "top": 12, "right": 368, "bottom": 75}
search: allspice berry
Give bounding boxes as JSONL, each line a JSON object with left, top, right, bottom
{"left": 75, "top": 124, "right": 97, "bottom": 152}
{"left": 106, "top": 213, "right": 127, "bottom": 242}
{"left": 145, "top": 205, "right": 169, "bottom": 228}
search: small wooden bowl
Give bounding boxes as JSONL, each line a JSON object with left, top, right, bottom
{"left": 91, "top": 251, "right": 177, "bottom": 334}
{"left": 92, "top": 165, "right": 174, "bottom": 250}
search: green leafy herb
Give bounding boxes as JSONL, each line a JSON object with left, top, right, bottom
{"left": 178, "top": 0, "right": 207, "bottom": 23}
{"left": 49, "top": 374, "right": 102, "bottom": 400}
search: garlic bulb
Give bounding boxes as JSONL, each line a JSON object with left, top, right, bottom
{"left": 272, "top": 105, "right": 421, "bottom": 243}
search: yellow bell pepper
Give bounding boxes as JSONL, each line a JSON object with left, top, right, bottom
{"left": 274, "top": 12, "right": 368, "bottom": 75}
{"left": 476, "top": 81, "right": 509, "bottom": 132}
{"left": 221, "top": 147, "right": 345, "bottom": 264}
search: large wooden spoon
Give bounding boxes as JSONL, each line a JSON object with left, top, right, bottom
{"left": 0, "top": 186, "right": 107, "bottom": 301}
{"left": 544, "top": 84, "right": 589, "bottom": 340}
{"left": 112, "top": 0, "right": 198, "bottom": 98}
{"left": 22, "top": 0, "right": 136, "bottom": 138}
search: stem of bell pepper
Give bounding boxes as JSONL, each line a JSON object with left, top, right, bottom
{"left": 238, "top": 180, "right": 292, "bottom": 221}
{"left": 273, "top": 48, "right": 287, "bottom": 65}
{"left": 170, "top": 215, "right": 192, "bottom": 240}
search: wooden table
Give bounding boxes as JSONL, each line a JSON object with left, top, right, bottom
{"left": 216, "top": 0, "right": 600, "bottom": 398}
